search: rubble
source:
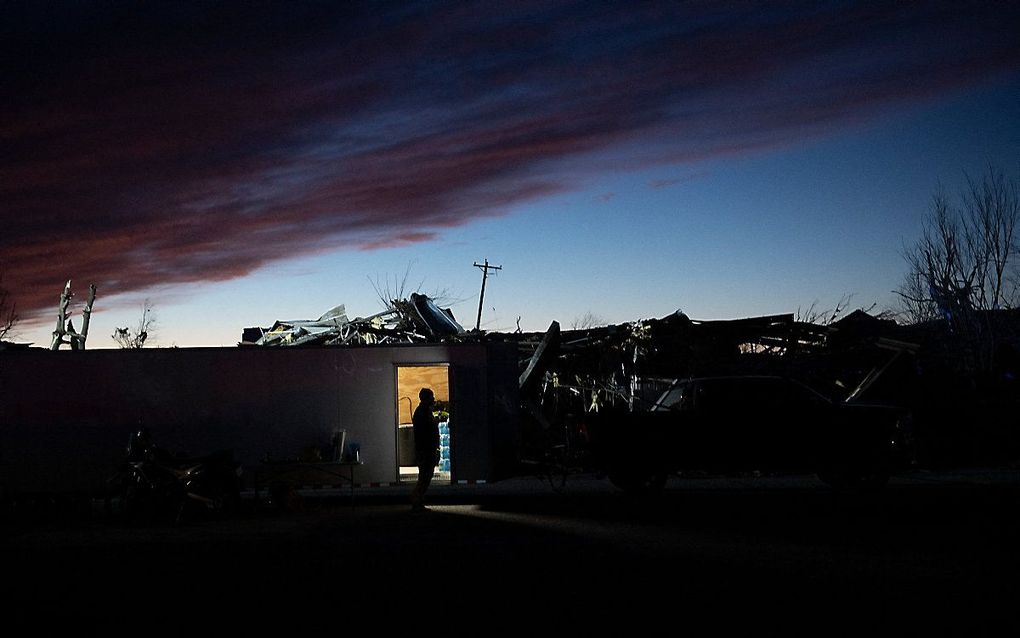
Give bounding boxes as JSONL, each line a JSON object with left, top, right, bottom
{"left": 243, "top": 293, "right": 465, "bottom": 347}
{"left": 238, "top": 296, "right": 1020, "bottom": 468}
{"left": 243, "top": 295, "right": 910, "bottom": 407}
{"left": 241, "top": 291, "right": 924, "bottom": 414}
{"left": 491, "top": 309, "right": 924, "bottom": 425}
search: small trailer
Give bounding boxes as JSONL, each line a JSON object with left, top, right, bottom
{"left": 0, "top": 341, "right": 521, "bottom": 500}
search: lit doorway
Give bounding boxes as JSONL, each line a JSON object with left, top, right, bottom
{"left": 396, "top": 365, "right": 451, "bottom": 484}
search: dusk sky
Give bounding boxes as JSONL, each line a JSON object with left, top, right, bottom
{"left": 3, "top": 1, "right": 1019, "bottom": 347}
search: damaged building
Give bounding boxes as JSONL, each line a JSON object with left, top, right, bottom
{"left": 2, "top": 292, "right": 1018, "bottom": 499}
{"left": 1, "top": 293, "right": 519, "bottom": 496}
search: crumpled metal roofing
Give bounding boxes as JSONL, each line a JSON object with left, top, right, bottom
{"left": 248, "top": 293, "right": 466, "bottom": 347}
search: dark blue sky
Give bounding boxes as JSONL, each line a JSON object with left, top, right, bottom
{"left": 3, "top": 1, "right": 1019, "bottom": 345}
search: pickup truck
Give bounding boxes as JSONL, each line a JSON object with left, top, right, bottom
{"left": 586, "top": 375, "right": 914, "bottom": 493}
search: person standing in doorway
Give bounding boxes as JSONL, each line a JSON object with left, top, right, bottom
{"left": 410, "top": 387, "right": 440, "bottom": 511}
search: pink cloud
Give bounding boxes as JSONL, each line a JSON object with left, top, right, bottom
{"left": 2, "top": 2, "right": 1017, "bottom": 320}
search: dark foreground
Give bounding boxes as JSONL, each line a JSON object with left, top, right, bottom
{"left": 2, "top": 469, "right": 1018, "bottom": 630}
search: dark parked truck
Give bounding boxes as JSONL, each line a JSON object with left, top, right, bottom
{"left": 587, "top": 375, "right": 915, "bottom": 493}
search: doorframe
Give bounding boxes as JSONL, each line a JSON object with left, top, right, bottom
{"left": 394, "top": 363, "right": 452, "bottom": 484}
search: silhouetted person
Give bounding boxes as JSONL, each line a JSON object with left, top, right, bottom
{"left": 410, "top": 387, "right": 440, "bottom": 511}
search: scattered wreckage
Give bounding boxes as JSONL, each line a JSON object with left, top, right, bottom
{"left": 3, "top": 288, "right": 1014, "bottom": 505}
{"left": 243, "top": 294, "right": 925, "bottom": 492}
{"left": 243, "top": 293, "right": 465, "bottom": 347}
{"left": 244, "top": 293, "right": 920, "bottom": 424}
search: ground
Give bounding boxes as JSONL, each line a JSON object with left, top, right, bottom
{"left": 2, "top": 469, "right": 1017, "bottom": 631}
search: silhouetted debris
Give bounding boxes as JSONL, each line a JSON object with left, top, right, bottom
{"left": 244, "top": 293, "right": 465, "bottom": 347}
{"left": 234, "top": 295, "right": 1020, "bottom": 470}
{"left": 244, "top": 297, "right": 920, "bottom": 407}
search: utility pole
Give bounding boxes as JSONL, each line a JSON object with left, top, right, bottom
{"left": 473, "top": 259, "right": 502, "bottom": 331}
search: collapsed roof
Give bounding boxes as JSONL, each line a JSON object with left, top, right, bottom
{"left": 240, "top": 294, "right": 927, "bottom": 406}
{"left": 243, "top": 293, "right": 465, "bottom": 347}
{"left": 507, "top": 310, "right": 924, "bottom": 412}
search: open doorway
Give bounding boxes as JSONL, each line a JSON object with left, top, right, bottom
{"left": 396, "top": 365, "right": 451, "bottom": 484}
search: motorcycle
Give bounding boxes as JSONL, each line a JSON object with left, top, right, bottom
{"left": 105, "top": 428, "right": 243, "bottom": 524}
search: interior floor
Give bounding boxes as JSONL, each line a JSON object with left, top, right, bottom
{"left": 399, "top": 467, "right": 451, "bottom": 483}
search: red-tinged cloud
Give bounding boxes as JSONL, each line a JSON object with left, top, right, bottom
{"left": 2, "top": 1, "right": 1018, "bottom": 321}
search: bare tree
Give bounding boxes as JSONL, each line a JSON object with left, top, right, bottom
{"left": 368, "top": 261, "right": 460, "bottom": 311}
{"left": 369, "top": 262, "right": 422, "bottom": 311}
{"left": 0, "top": 270, "right": 17, "bottom": 341}
{"left": 896, "top": 166, "right": 1020, "bottom": 378}
{"left": 962, "top": 167, "right": 1019, "bottom": 311}
{"left": 113, "top": 299, "right": 156, "bottom": 349}
{"left": 570, "top": 311, "right": 607, "bottom": 330}
{"left": 896, "top": 166, "right": 1020, "bottom": 324}
{"left": 51, "top": 280, "right": 97, "bottom": 350}
{"left": 796, "top": 294, "right": 861, "bottom": 325}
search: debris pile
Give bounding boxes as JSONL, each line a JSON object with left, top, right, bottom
{"left": 243, "top": 293, "right": 465, "bottom": 347}
{"left": 505, "top": 309, "right": 925, "bottom": 428}
{"left": 241, "top": 293, "right": 922, "bottom": 411}
{"left": 240, "top": 296, "right": 1020, "bottom": 467}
